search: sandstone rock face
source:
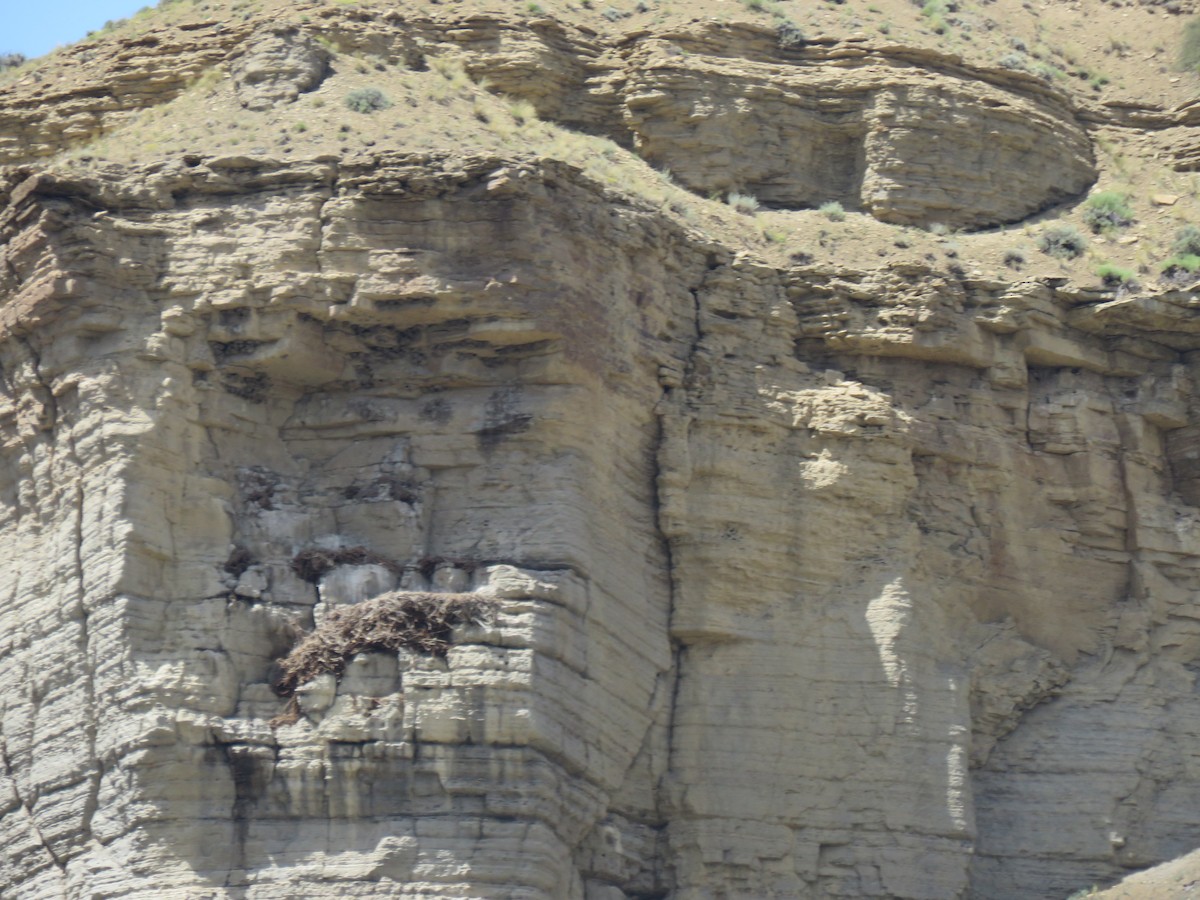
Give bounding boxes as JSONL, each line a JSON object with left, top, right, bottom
{"left": 230, "top": 28, "right": 331, "bottom": 111}
{"left": 610, "top": 28, "right": 1096, "bottom": 228}
{"left": 0, "top": 14, "right": 1097, "bottom": 229}
{"left": 3, "top": 8, "right": 1200, "bottom": 900}
{"left": 4, "top": 145, "right": 1200, "bottom": 899}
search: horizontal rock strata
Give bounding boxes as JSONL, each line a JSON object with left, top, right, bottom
{"left": 3, "top": 148, "right": 1200, "bottom": 898}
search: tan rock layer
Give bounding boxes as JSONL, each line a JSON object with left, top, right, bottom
{"left": 2, "top": 11, "right": 1101, "bottom": 229}
{"left": 4, "top": 152, "right": 1200, "bottom": 899}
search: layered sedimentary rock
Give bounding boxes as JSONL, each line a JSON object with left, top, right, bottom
{"left": 4, "top": 5, "right": 1200, "bottom": 899}
{"left": 3, "top": 143, "right": 1200, "bottom": 899}
{"left": 0, "top": 12, "right": 1099, "bottom": 228}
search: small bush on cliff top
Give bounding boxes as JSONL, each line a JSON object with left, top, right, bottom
{"left": 1037, "top": 225, "right": 1087, "bottom": 259}
{"left": 1096, "top": 262, "right": 1136, "bottom": 288}
{"left": 819, "top": 201, "right": 846, "bottom": 222}
{"left": 345, "top": 87, "right": 391, "bottom": 113}
{"left": 1180, "top": 16, "right": 1200, "bottom": 71}
{"left": 1081, "top": 191, "right": 1133, "bottom": 233}
{"left": 1160, "top": 254, "right": 1200, "bottom": 280}
{"left": 727, "top": 192, "right": 761, "bottom": 214}
{"left": 1172, "top": 223, "right": 1200, "bottom": 257}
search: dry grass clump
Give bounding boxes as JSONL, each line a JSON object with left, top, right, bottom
{"left": 272, "top": 591, "right": 491, "bottom": 697}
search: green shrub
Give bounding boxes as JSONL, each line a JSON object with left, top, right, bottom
{"left": 1081, "top": 191, "right": 1133, "bottom": 233}
{"left": 1180, "top": 16, "right": 1200, "bottom": 72}
{"left": 1038, "top": 225, "right": 1087, "bottom": 259}
{"left": 727, "top": 192, "right": 760, "bottom": 215}
{"left": 1161, "top": 254, "right": 1200, "bottom": 276}
{"left": 345, "top": 87, "right": 391, "bottom": 113}
{"left": 0, "top": 52, "right": 26, "bottom": 72}
{"left": 1032, "top": 62, "right": 1064, "bottom": 82}
{"left": 1173, "top": 224, "right": 1200, "bottom": 257}
{"left": 819, "top": 201, "right": 846, "bottom": 222}
{"left": 1096, "top": 262, "right": 1136, "bottom": 287}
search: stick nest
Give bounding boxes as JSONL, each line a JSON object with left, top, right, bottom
{"left": 273, "top": 591, "right": 491, "bottom": 697}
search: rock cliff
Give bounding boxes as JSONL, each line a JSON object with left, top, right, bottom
{"left": 4, "top": 1, "right": 1200, "bottom": 898}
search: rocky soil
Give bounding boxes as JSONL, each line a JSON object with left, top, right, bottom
{"left": 4, "top": 1, "right": 1200, "bottom": 898}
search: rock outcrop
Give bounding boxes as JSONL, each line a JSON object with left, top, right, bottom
{"left": 5, "top": 3, "right": 1200, "bottom": 899}
{"left": 0, "top": 13, "right": 1099, "bottom": 229}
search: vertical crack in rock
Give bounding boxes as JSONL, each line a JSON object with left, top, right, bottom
{"left": 0, "top": 732, "right": 70, "bottom": 886}
{"left": 7, "top": 333, "right": 104, "bottom": 882}
{"left": 652, "top": 275, "right": 705, "bottom": 858}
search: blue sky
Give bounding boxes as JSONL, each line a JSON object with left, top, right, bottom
{"left": 5, "top": 1, "right": 155, "bottom": 58}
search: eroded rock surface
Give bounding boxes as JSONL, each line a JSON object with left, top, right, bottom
{"left": 3, "top": 146, "right": 1200, "bottom": 899}
{"left": 0, "top": 13, "right": 1099, "bottom": 228}
{"left": 3, "top": 6, "right": 1200, "bottom": 899}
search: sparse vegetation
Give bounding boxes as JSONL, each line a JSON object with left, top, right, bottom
{"left": 819, "top": 200, "right": 846, "bottom": 222}
{"left": 509, "top": 98, "right": 537, "bottom": 124}
{"left": 1081, "top": 190, "right": 1133, "bottom": 233}
{"left": 1096, "top": 262, "right": 1136, "bottom": 288}
{"left": 1161, "top": 253, "right": 1200, "bottom": 281}
{"left": 1172, "top": 224, "right": 1200, "bottom": 257}
{"left": 727, "top": 192, "right": 761, "bottom": 214}
{"left": 1038, "top": 225, "right": 1087, "bottom": 259}
{"left": 1032, "top": 62, "right": 1065, "bottom": 82}
{"left": 345, "top": 87, "right": 391, "bottom": 113}
{"left": 998, "top": 52, "right": 1028, "bottom": 71}
{"left": 1003, "top": 248, "right": 1026, "bottom": 269}
{"left": 1180, "top": 16, "right": 1200, "bottom": 72}
{"left": 921, "top": 0, "right": 950, "bottom": 35}
{"left": 0, "top": 53, "right": 26, "bottom": 72}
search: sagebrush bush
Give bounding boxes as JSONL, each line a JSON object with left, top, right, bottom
{"left": 345, "top": 87, "right": 391, "bottom": 113}
{"left": 1038, "top": 225, "right": 1087, "bottom": 259}
{"left": 1096, "top": 262, "right": 1136, "bottom": 287}
{"left": 509, "top": 98, "right": 537, "bottom": 124}
{"left": 819, "top": 201, "right": 846, "bottom": 222}
{"left": 1081, "top": 191, "right": 1133, "bottom": 233}
{"left": 1003, "top": 248, "right": 1026, "bottom": 269}
{"left": 1173, "top": 224, "right": 1200, "bottom": 257}
{"left": 727, "top": 192, "right": 760, "bottom": 214}
{"left": 1161, "top": 254, "right": 1200, "bottom": 277}
{"left": 0, "top": 53, "right": 25, "bottom": 71}
{"left": 1181, "top": 16, "right": 1200, "bottom": 71}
